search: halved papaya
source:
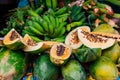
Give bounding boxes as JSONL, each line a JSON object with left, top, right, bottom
{"left": 50, "top": 43, "right": 72, "bottom": 65}
{"left": 78, "top": 28, "right": 115, "bottom": 49}
{"left": 3, "top": 28, "right": 25, "bottom": 50}
{"left": 65, "top": 26, "right": 90, "bottom": 49}
{"left": 23, "top": 34, "right": 43, "bottom": 54}
{"left": 23, "top": 34, "right": 57, "bottom": 54}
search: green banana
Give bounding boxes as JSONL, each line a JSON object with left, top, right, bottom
{"left": 57, "top": 27, "right": 66, "bottom": 37}
{"left": 42, "top": 15, "right": 51, "bottom": 23}
{"left": 49, "top": 15, "right": 56, "bottom": 27}
{"left": 27, "top": 9, "right": 39, "bottom": 17}
{"left": 72, "top": 12, "right": 85, "bottom": 21}
{"left": 71, "top": 4, "right": 80, "bottom": 14}
{"left": 55, "top": 17, "right": 59, "bottom": 28}
{"left": 28, "top": 25, "right": 43, "bottom": 35}
{"left": 48, "top": 23, "right": 54, "bottom": 35}
{"left": 51, "top": 36, "right": 65, "bottom": 42}
{"left": 72, "top": 6, "right": 82, "bottom": 17}
{"left": 58, "top": 13, "right": 70, "bottom": 22}
{"left": 51, "top": 0, "right": 58, "bottom": 10}
{"left": 40, "top": 21, "right": 49, "bottom": 33}
{"left": 52, "top": 22, "right": 67, "bottom": 38}
{"left": 30, "top": 36, "right": 42, "bottom": 42}
{"left": 55, "top": 7, "right": 68, "bottom": 16}
{"left": 22, "top": 29, "right": 35, "bottom": 36}
{"left": 66, "top": 18, "right": 85, "bottom": 31}
{"left": 58, "top": 16, "right": 68, "bottom": 22}
{"left": 27, "top": 20, "right": 45, "bottom": 33}
{"left": 35, "top": 5, "right": 45, "bottom": 15}
{"left": 57, "top": 13, "right": 70, "bottom": 18}
{"left": 45, "top": 0, "right": 52, "bottom": 9}
{"left": 31, "top": 16, "right": 44, "bottom": 23}
{"left": 47, "top": 8, "right": 55, "bottom": 16}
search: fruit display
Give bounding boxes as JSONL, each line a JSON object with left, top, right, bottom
{"left": 0, "top": 0, "right": 120, "bottom": 80}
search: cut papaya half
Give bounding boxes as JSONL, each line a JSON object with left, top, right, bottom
{"left": 42, "top": 41, "right": 58, "bottom": 50}
{"left": 23, "top": 34, "right": 57, "bottom": 54}
{"left": 3, "top": 28, "right": 25, "bottom": 50}
{"left": 78, "top": 29, "right": 115, "bottom": 49}
{"left": 65, "top": 26, "right": 90, "bottom": 49}
{"left": 50, "top": 43, "right": 72, "bottom": 65}
{"left": 23, "top": 34, "right": 43, "bottom": 54}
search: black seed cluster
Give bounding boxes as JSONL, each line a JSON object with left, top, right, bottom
{"left": 10, "top": 31, "right": 19, "bottom": 41}
{"left": 27, "top": 39, "right": 37, "bottom": 46}
{"left": 70, "top": 31, "right": 79, "bottom": 44}
{"left": 81, "top": 31, "right": 108, "bottom": 43}
{"left": 57, "top": 45, "right": 65, "bottom": 56}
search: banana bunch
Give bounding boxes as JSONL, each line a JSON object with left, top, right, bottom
{"left": 23, "top": 14, "right": 68, "bottom": 42}
{"left": 45, "top": 6, "right": 70, "bottom": 19}
{"left": 66, "top": 4, "right": 86, "bottom": 32}
{"left": 70, "top": 4, "right": 85, "bottom": 22}
{"left": 27, "top": 5, "right": 45, "bottom": 17}
{"left": 45, "top": 0, "right": 58, "bottom": 10}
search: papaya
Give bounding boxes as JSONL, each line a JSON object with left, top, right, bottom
{"left": 102, "top": 43, "right": 120, "bottom": 63}
{"left": 61, "top": 59, "right": 86, "bottom": 80}
{"left": 74, "top": 45, "right": 102, "bottom": 62}
{"left": 34, "top": 54, "right": 59, "bottom": 80}
{"left": 0, "top": 47, "right": 26, "bottom": 80}
{"left": 23, "top": 34, "right": 43, "bottom": 54}
{"left": 3, "top": 28, "right": 25, "bottom": 50}
{"left": 65, "top": 26, "right": 90, "bottom": 49}
{"left": 90, "top": 56, "right": 118, "bottom": 80}
{"left": 78, "top": 28, "right": 116, "bottom": 49}
{"left": 50, "top": 43, "right": 72, "bottom": 65}
{"left": 23, "top": 34, "right": 58, "bottom": 54}
{"left": 93, "top": 24, "right": 117, "bottom": 34}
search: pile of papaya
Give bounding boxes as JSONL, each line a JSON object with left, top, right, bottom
{"left": 0, "top": 0, "right": 120, "bottom": 80}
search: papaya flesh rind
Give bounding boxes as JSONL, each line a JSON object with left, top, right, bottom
{"left": 3, "top": 28, "right": 25, "bottom": 50}
{"left": 78, "top": 29, "right": 115, "bottom": 49}
{"left": 65, "top": 26, "right": 90, "bottom": 49}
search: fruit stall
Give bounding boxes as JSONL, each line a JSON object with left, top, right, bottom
{"left": 0, "top": 0, "right": 120, "bottom": 80}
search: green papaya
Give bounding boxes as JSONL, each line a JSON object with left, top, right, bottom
{"left": 61, "top": 60, "right": 86, "bottom": 80}
{"left": 0, "top": 47, "right": 26, "bottom": 80}
{"left": 90, "top": 56, "right": 118, "bottom": 80}
{"left": 34, "top": 54, "right": 59, "bottom": 80}
{"left": 74, "top": 46, "right": 102, "bottom": 62}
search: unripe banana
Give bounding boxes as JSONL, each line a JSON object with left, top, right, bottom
{"left": 57, "top": 13, "right": 70, "bottom": 18}
{"left": 55, "top": 7, "right": 68, "bottom": 16}
{"left": 42, "top": 15, "right": 51, "bottom": 23}
{"left": 66, "top": 18, "right": 85, "bottom": 31}
{"left": 35, "top": 5, "right": 45, "bottom": 15}
{"left": 28, "top": 26, "right": 43, "bottom": 35}
{"left": 27, "top": 21, "right": 45, "bottom": 33}
{"left": 49, "top": 15, "right": 56, "bottom": 27}
{"left": 30, "top": 36, "right": 42, "bottom": 42}
{"left": 72, "top": 12, "right": 85, "bottom": 21}
{"left": 51, "top": 0, "right": 58, "bottom": 10}
{"left": 27, "top": 10, "right": 39, "bottom": 17}
{"left": 45, "top": 0, "right": 52, "bottom": 9}
{"left": 48, "top": 23, "right": 54, "bottom": 35}
{"left": 52, "top": 22, "right": 67, "bottom": 38}
{"left": 41, "top": 21, "right": 49, "bottom": 33}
